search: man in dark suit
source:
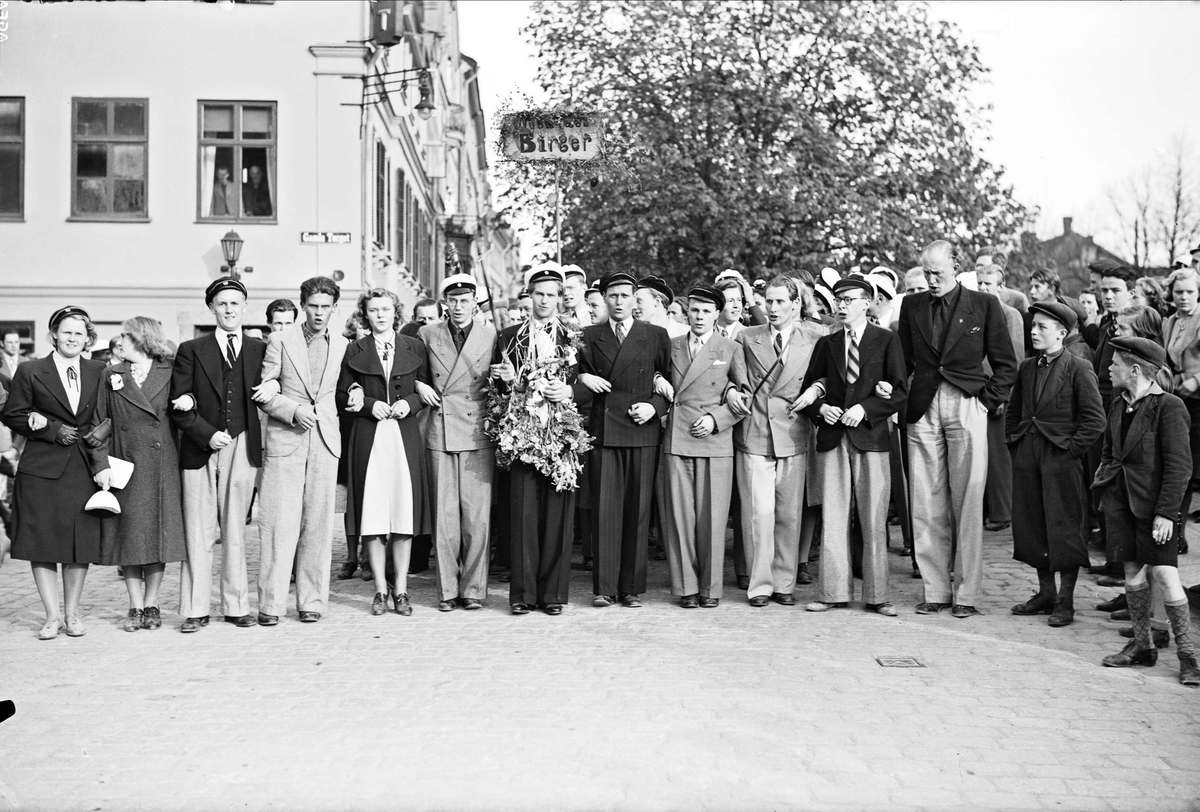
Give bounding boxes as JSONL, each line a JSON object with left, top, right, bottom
{"left": 1094, "top": 337, "right": 1198, "bottom": 686}
{"left": 897, "top": 240, "right": 1018, "bottom": 618}
{"left": 1006, "top": 302, "right": 1105, "bottom": 627}
{"left": 977, "top": 264, "right": 1026, "bottom": 533}
{"left": 800, "top": 276, "right": 908, "bottom": 616}
{"left": 577, "top": 271, "right": 672, "bottom": 608}
{"left": 0, "top": 328, "right": 29, "bottom": 392}
{"left": 170, "top": 277, "right": 267, "bottom": 633}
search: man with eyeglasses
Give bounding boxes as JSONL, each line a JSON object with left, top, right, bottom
{"left": 798, "top": 277, "right": 908, "bottom": 616}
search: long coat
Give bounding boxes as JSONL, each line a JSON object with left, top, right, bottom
{"left": 335, "top": 334, "right": 430, "bottom": 537}
{"left": 0, "top": 354, "right": 106, "bottom": 562}
{"left": 88, "top": 360, "right": 186, "bottom": 566}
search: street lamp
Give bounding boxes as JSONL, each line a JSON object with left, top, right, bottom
{"left": 415, "top": 69, "right": 435, "bottom": 120}
{"left": 220, "top": 230, "right": 244, "bottom": 278}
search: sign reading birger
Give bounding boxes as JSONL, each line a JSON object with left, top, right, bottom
{"left": 500, "top": 112, "right": 604, "bottom": 163}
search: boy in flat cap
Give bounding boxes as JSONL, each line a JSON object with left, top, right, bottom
{"left": 1006, "top": 301, "right": 1105, "bottom": 627}
{"left": 661, "top": 284, "right": 746, "bottom": 608}
{"left": 170, "top": 277, "right": 267, "bottom": 632}
{"left": 798, "top": 276, "right": 908, "bottom": 615}
{"left": 1094, "top": 336, "right": 1198, "bottom": 685}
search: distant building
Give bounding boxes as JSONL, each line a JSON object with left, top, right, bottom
{"left": 1039, "top": 218, "right": 1128, "bottom": 297}
{"left": 0, "top": 0, "right": 517, "bottom": 354}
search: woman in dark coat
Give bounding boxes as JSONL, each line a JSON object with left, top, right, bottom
{"left": 0, "top": 306, "right": 107, "bottom": 639}
{"left": 336, "top": 288, "right": 430, "bottom": 617}
{"left": 88, "top": 316, "right": 186, "bottom": 632}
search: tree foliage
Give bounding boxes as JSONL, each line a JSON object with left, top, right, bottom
{"left": 496, "top": 0, "right": 1029, "bottom": 294}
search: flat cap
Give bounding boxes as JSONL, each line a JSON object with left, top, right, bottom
{"left": 205, "top": 276, "right": 248, "bottom": 306}
{"left": 637, "top": 275, "right": 674, "bottom": 305}
{"left": 599, "top": 271, "right": 637, "bottom": 293}
{"left": 832, "top": 276, "right": 875, "bottom": 298}
{"left": 440, "top": 273, "right": 477, "bottom": 298}
{"left": 687, "top": 283, "right": 725, "bottom": 311}
{"left": 48, "top": 305, "right": 91, "bottom": 331}
{"left": 1088, "top": 258, "right": 1122, "bottom": 275}
{"left": 1110, "top": 336, "right": 1167, "bottom": 371}
{"left": 1028, "top": 300, "right": 1077, "bottom": 332}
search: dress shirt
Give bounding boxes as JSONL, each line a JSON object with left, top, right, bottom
{"left": 52, "top": 350, "right": 81, "bottom": 414}
{"left": 611, "top": 317, "right": 633, "bottom": 342}
{"left": 842, "top": 316, "right": 868, "bottom": 369}
{"left": 689, "top": 330, "right": 713, "bottom": 359}
{"left": 769, "top": 322, "right": 795, "bottom": 360}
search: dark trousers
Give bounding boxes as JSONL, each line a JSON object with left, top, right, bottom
{"left": 1012, "top": 434, "right": 1090, "bottom": 571}
{"left": 888, "top": 426, "right": 912, "bottom": 549}
{"left": 593, "top": 445, "right": 657, "bottom": 597}
{"left": 508, "top": 462, "right": 574, "bottom": 606}
{"left": 984, "top": 409, "right": 1012, "bottom": 525}
{"left": 1090, "top": 394, "right": 1112, "bottom": 563}
{"left": 729, "top": 467, "right": 747, "bottom": 579}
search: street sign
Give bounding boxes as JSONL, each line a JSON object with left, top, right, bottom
{"left": 500, "top": 112, "right": 604, "bottom": 163}
{"left": 300, "top": 232, "right": 352, "bottom": 244}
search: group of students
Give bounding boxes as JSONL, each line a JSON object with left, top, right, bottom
{"left": 1, "top": 244, "right": 1196, "bottom": 687}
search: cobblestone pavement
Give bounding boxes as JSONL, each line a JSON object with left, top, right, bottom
{"left": 2, "top": 515, "right": 1199, "bottom": 812}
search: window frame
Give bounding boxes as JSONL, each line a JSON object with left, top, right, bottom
{"left": 196, "top": 100, "right": 278, "bottom": 224}
{"left": 69, "top": 96, "right": 149, "bottom": 222}
{"left": 0, "top": 97, "right": 24, "bottom": 221}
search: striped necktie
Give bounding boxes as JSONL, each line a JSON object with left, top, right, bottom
{"left": 847, "top": 328, "right": 859, "bottom": 385}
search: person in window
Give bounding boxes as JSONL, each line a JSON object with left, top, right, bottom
{"left": 1, "top": 306, "right": 107, "bottom": 639}
{"left": 210, "top": 165, "right": 237, "bottom": 217}
{"left": 242, "top": 164, "right": 272, "bottom": 217}
{"left": 89, "top": 317, "right": 186, "bottom": 632}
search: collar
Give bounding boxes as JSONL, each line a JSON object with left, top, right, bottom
{"left": 769, "top": 322, "right": 795, "bottom": 340}
{"left": 215, "top": 327, "right": 241, "bottom": 345}
{"left": 611, "top": 317, "right": 633, "bottom": 335}
{"left": 52, "top": 350, "right": 80, "bottom": 371}
{"left": 302, "top": 323, "right": 329, "bottom": 344}
{"left": 372, "top": 330, "right": 396, "bottom": 347}
{"left": 1039, "top": 347, "right": 1065, "bottom": 362}
{"left": 1121, "top": 380, "right": 1164, "bottom": 407}
{"left": 690, "top": 330, "right": 713, "bottom": 346}
{"left": 449, "top": 320, "right": 474, "bottom": 337}
{"left": 843, "top": 317, "right": 868, "bottom": 338}
{"left": 933, "top": 283, "right": 962, "bottom": 310}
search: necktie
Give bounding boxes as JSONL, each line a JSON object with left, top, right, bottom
{"left": 226, "top": 333, "right": 237, "bottom": 368}
{"left": 932, "top": 298, "right": 947, "bottom": 350}
{"left": 847, "top": 329, "right": 859, "bottom": 385}
{"left": 691, "top": 338, "right": 702, "bottom": 359}
{"left": 615, "top": 322, "right": 626, "bottom": 345}
{"left": 453, "top": 327, "right": 465, "bottom": 354}
{"left": 719, "top": 327, "right": 729, "bottom": 339}
{"left": 382, "top": 342, "right": 392, "bottom": 364}
{"left": 66, "top": 366, "right": 78, "bottom": 391}
{"left": 1034, "top": 354, "right": 1051, "bottom": 402}
{"left": 773, "top": 331, "right": 782, "bottom": 359}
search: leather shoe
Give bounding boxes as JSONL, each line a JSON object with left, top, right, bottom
{"left": 123, "top": 608, "right": 143, "bottom": 633}
{"left": 510, "top": 603, "right": 530, "bottom": 615}
{"left": 142, "top": 606, "right": 162, "bottom": 630}
{"left": 392, "top": 593, "right": 412, "bottom": 617}
{"left": 736, "top": 576, "right": 750, "bottom": 590}
{"left": 748, "top": 596, "right": 769, "bottom": 607}
{"left": 770, "top": 592, "right": 796, "bottom": 606}
{"left": 583, "top": 557, "right": 594, "bottom": 572}
{"left": 1047, "top": 605, "right": 1074, "bottom": 627}
{"left": 1096, "top": 575, "right": 1126, "bottom": 587}
{"left": 37, "top": 618, "right": 62, "bottom": 640}
{"left": 437, "top": 599, "right": 457, "bottom": 612}
{"left": 984, "top": 521, "right": 1010, "bottom": 531}
{"left": 804, "top": 601, "right": 847, "bottom": 612}
{"left": 915, "top": 602, "right": 949, "bottom": 615}
{"left": 224, "top": 614, "right": 258, "bottom": 628}
{"left": 64, "top": 616, "right": 86, "bottom": 637}
{"left": 373, "top": 593, "right": 389, "bottom": 616}
{"left": 1102, "top": 640, "right": 1158, "bottom": 667}
{"left": 951, "top": 604, "right": 979, "bottom": 619}
{"left": 1097, "top": 593, "right": 1127, "bottom": 612}
{"left": 1011, "top": 594, "right": 1055, "bottom": 615}
{"left": 256, "top": 612, "right": 279, "bottom": 626}
{"left": 796, "top": 564, "right": 813, "bottom": 585}
{"left": 1180, "top": 654, "right": 1200, "bottom": 686}
{"left": 541, "top": 603, "right": 563, "bottom": 616}
{"left": 1087, "top": 563, "right": 1114, "bottom": 576}
{"left": 298, "top": 611, "right": 321, "bottom": 623}
{"left": 180, "top": 616, "right": 210, "bottom": 633}
{"left": 336, "top": 561, "right": 358, "bottom": 580}
{"left": 1119, "top": 627, "right": 1170, "bottom": 648}
{"left": 592, "top": 594, "right": 616, "bottom": 608}
{"left": 460, "top": 598, "right": 483, "bottom": 611}
{"left": 620, "top": 593, "right": 642, "bottom": 608}
{"left": 679, "top": 594, "right": 699, "bottom": 609}
{"left": 698, "top": 597, "right": 719, "bottom": 608}
{"left": 867, "top": 602, "right": 898, "bottom": 617}
{"left": 1110, "top": 608, "right": 1131, "bottom": 621}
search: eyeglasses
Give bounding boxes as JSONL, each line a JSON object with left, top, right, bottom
{"left": 834, "top": 296, "right": 870, "bottom": 306}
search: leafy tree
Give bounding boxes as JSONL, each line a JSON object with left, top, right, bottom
{"left": 496, "top": 0, "right": 1029, "bottom": 294}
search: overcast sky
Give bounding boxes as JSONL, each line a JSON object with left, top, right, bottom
{"left": 459, "top": 0, "right": 1200, "bottom": 252}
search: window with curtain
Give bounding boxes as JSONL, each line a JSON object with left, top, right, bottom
{"left": 198, "top": 101, "right": 276, "bottom": 221}
{"left": 71, "top": 98, "right": 148, "bottom": 219}
{"left": 0, "top": 98, "right": 23, "bottom": 220}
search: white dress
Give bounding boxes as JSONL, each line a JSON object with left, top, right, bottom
{"left": 358, "top": 335, "right": 415, "bottom": 536}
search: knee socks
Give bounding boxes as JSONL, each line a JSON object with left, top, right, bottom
{"left": 1127, "top": 582, "right": 1152, "bottom": 649}
{"left": 1165, "top": 599, "right": 1195, "bottom": 661}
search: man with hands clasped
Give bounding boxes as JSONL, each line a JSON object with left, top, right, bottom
{"left": 796, "top": 277, "right": 908, "bottom": 616}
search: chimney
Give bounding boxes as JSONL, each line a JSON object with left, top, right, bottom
{"left": 1063, "top": 217, "right": 1073, "bottom": 235}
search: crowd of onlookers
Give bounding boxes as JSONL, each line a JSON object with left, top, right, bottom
{"left": 0, "top": 240, "right": 1196, "bottom": 687}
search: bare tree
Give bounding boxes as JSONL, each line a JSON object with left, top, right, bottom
{"left": 1107, "top": 134, "right": 1200, "bottom": 270}
{"left": 1106, "top": 167, "right": 1153, "bottom": 269}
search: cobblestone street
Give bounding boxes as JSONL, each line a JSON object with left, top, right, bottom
{"left": 2, "top": 519, "right": 1199, "bottom": 812}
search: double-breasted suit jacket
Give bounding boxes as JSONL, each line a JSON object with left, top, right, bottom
{"left": 663, "top": 333, "right": 745, "bottom": 458}
{"left": 732, "top": 322, "right": 824, "bottom": 458}
{"left": 89, "top": 360, "right": 186, "bottom": 566}
{"left": 336, "top": 334, "right": 430, "bottom": 538}
{"left": 1004, "top": 351, "right": 1105, "bottom": 570}
{"left": 170, "top": 332, "right": 266, "bottom": 470}
{"left": 801, "top": 323, "right": 909, "bottom": 453}
{"left": 578, "top": 320, "right": 672, "bottom": 448}
{"left": 420, "top": 320, "right": 496, "bottom": 453}
{"left": 1, "top": 354, "right": 106, "bottom": 563}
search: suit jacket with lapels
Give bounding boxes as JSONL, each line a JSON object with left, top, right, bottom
{"left": 1004, "top": 351, "right": 1104, "bottom": 458}
{"left": 170, "top": 331, "right": 266, "bottom": 470}
{"left": 732, "top": 321, "right": 823, "bottom": 458}
{"left": 663, "top": 332, "right": 746, "bottom": 458}
{"left": 419, "top": 319, "right": 497, "bottom": 453}
{"left": 260, "top": 324, "right": 348, "bottom": 458}
{"left": 1, "top": 354, "right": 104, "bottom": 480}
{"left": 801, "top": 322, "right": 908, "bottom": 453}
{"left": 579, "top": 319, "right": 672, "bottom": 448}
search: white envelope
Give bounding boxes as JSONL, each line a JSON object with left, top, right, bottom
{"left": 107, "top": 456, "right": 134, "bottom": 490}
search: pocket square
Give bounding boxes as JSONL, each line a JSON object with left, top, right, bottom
{"left": 711, "top": 359, "right": 727, "bottom": 366}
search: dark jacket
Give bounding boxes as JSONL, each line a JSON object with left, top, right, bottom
{"left": 897, "top": 285, "right": 1018, "bottom": 422}
{"left": 801, "top": 323, "right": 908, "bottom": 453}
{"left": 1005, "top": 352, "right": 1105, "bottom": 458}
{"left": 1, "top": 354, "right": 104, "bottom": 480}
{"left": 1093, "top": 385, "right": 1191, "bottom": 521}
{"left": 170, "top": 332, "right": 265, "bottom": 470}
{"left": 578, "top": 320, "right": 671, "bottom": 448}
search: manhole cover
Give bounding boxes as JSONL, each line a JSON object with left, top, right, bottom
{"left": 876, "top": 657, "right": 924, "bottom": 668}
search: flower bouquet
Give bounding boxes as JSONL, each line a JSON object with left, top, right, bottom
{"left": 486, "top": 321, "right": 593, "bottom": 492}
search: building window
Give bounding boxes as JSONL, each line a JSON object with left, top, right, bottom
{"left": 71, "top": 98, "right": 148, "bottom": 219}
{"left": 198, "top": 101, "right": 276, "bottom": 221}
{"left": 374, "top": 140, "right": 388, "bottom": 248}
{"left": 394, "top": 167, "right": 406, "bottom": 262}
{"left": 0, "top": 98, "right": 23, "bottom": 220}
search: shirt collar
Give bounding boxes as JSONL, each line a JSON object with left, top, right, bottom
{"left": 611, "top": 317, "right": 633, "bottom": 335}
{"left": 691, "top": 330, "right": 713, "bottom": 346}
{"left": 52, "top": 350, "right": 79, "bottom": 371}
{"left": 302, "top": 322, "right": 328, "bottom": 344}
{"left": 934, "top": 283, "right": 961, "bottom": 310}
{"left": 843, "top": 317, "right": 868, "bottom": 338}
{"left": 215, "top": 327, "right": 241, "bottom": 345}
